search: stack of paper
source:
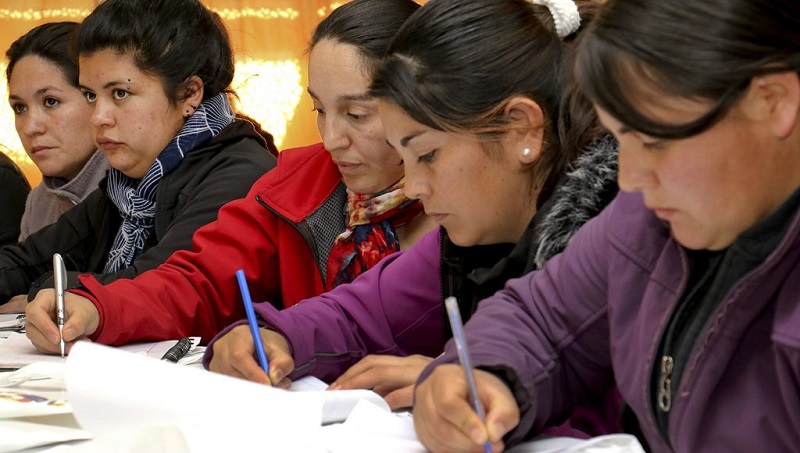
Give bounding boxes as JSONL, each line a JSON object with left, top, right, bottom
{"left": 1, "top": 342, "right": 393, "bottom": 452}
{"left": 0, "top": 339, "right": 646, "bottom": 452}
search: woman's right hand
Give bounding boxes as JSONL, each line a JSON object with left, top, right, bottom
{"left": 414, "top": 364, "right": 519, "bottom": 453}
{"left": 208, "top": 324, "right": 294, "bottom": 388}
{"left": 25, "top": 289, "right": 100, "bottom": 354}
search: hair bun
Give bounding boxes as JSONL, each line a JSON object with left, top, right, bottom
{"left": 530, "top": 0, "right": 581, "bottom": 38}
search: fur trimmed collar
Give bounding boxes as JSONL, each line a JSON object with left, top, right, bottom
{"left": 529, "top": 134, "right": 619, "bottom": 270}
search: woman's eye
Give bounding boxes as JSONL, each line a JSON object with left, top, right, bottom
{"left": 417, "top": 149, "right": 438, "bottom": 163}
{"left": 312, "top": 107, "right": 326, "bottom": 116}
{"left": 347, "top": 112, "right": 367, "bottom": 121}
{"left": 83, "top": 91, "right": 97, "bottom": 103}
{"left": 11, "top": 103, "right": 26, "bottom": 114}
{"left": 112, "top": 89, "right": 129, "bottom": 100}
{"left": 43, "top": 97, "right": 60, "bottom": 108}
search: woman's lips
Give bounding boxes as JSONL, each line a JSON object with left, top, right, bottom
{"left": 335, "top": 161, "right": 361, "bottom": 174}
{"left": 30, "top": 145, "right": 53, "bottom": 155}
{"left": 653, "top": 208, "right": 677, "bottom": 220}
{"left": 96, "top": 137, "right": 122, "bottom": 151}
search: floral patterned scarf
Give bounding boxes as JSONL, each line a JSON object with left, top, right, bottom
{"left": 325, "top": 179, "right": 424, "bottom": 290}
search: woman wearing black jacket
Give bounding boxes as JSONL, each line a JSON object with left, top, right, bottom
{"left": 0, "top": 0, "right": 276, "bottom": 309}
{"left": 0, "top": 149, "right": 30, "bottom": 246}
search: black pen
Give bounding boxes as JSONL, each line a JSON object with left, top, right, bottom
{"left": 161, "top": 337, "right": 193, "bottom": 362}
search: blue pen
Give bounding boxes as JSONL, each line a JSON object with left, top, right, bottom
{"left": 235, "top": 269, "right": 271, "bottom": 379}
{"left": 444, "top": 296, "right": 492, "bottom": 453}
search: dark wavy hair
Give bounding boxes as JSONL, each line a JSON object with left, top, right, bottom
{"left": 575, "top": 0, "right": 800, "bottom": 139}
{"left": 75, "top": 0, "right": 234, "bottom": 103}
{"left": 370, "top": 0, "right": 602, "bottom": 207}
{"left": 7, "top": 22, "right": 79, "bottom": 87}
{"left": 310, "top": 0, "right": 420, "bottom": 77}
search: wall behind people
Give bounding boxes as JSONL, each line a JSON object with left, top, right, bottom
{"left": 0, "top": 0, "right": 358, "bottom": 185}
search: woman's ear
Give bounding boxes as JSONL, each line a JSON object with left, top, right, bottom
{"left": 750, "top": 72, "right": 800, "bottom": 139}
{"left": 504, "top": 96, "right": 546, "bottom": 165}
{"left": 180, "top": 76, "right": 205, "bottom": 117}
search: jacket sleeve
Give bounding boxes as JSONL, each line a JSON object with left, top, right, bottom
{"left": 0, "top": 189, "right": 108, "bottom": 302}
{"left": 91, "top": 137, "right": 276, "bottom": 284}
{"left": 420, "top": 202, "right": 616, "bottom": 447}
{"left": 71, "top": 169, "right": 287, "bottom": 345}
{"left": 0, "top": 165, "right": 30, "bottom": 247}
{"left": 205, "top": 229, "right": 445, "bottom": 382}
{"left": 25, "top": 138, "right": 275, "bottom": 298}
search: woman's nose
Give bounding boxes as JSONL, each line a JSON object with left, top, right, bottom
{"left": 90, "top": 100, "right": 114, "bottom": 129}
{"left": 321, "top": 116, "right": 350, "bottom": 152}
{"left": 617, "top": 143, "right": 658, "bottom": 193}
{"left": 402, "top": 166, "right": 430, "bottom": 201}
{"left": 19, "top": 109, "right": 46, "bottom": 137}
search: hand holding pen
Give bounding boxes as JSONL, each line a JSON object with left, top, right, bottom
{"left": 412, "top": 298, "right": 519, "bottom": 453}
{"left": 207, "top": 269, "right": 294, "bottom": 387}
{"left": 208, "top": 323, "right": 294, "bottom": 388}
{"left": 25, "top": 288, "right": 101, "bottom": 356}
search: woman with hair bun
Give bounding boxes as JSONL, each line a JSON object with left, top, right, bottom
{"left": 1, "top": 0, "right": 275, "bottom": 311}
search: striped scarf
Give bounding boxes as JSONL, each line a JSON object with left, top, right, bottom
{"left": 103, "top": 93, "right": 234, "bottom": 273}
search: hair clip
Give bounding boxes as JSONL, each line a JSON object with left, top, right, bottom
{"left": 530, "top": 0, "right": 581, "bottom": 38}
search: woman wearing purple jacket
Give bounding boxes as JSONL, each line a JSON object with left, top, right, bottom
{"left": 414, "top": 0, "right": 800, "bottom": 452}
{"left": 206, "top": 0, "right": 621, "bottom": 437}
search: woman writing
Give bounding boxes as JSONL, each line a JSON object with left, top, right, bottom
{"left": 0, "top": 0, "right": 275, "bottom": 309}
{"left": 206, "top": 0, "right": 619, "bottom": 436}
{"left": 414, "top": 0, "right": 800, "bottom": 451}
{"left": 25, "top": 0, "right": 433, "bottom": 348}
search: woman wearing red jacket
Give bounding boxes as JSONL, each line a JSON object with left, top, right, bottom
{"left": 25, "top": 0, "right": 434, "bottom": 349}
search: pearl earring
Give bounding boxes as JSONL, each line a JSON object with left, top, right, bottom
{"left": 522, "top": 147, "right": 532, "bottom": 157}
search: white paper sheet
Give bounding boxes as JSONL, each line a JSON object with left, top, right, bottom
{"left": 289, "top": 375, "right": 391, "bottom": 424}
{"left": 0, "top": 419, "right": 90, "bottom": 452}
{"left": 0, "top": 333, "right": 202, "bottom": 369}
{"left": 319, "top": 399, "right": 645, "bottom": 453}
{"left": 35, "top": 423, "right": 191, "bottom": 453}
{"left": 0, "top": 333, "right": 68, "bottom": 369}
{"left": 324, "top": 399, "right": 426, "bottom": 452}
{"left": 508, "top": 434, "right": 646, "bottom": 453}
{"left": 65, "top": 342, "right": 325, "bottom": 452}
